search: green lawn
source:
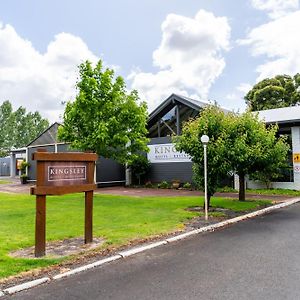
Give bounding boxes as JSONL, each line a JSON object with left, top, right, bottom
{"left": 218, "top": 186, "right": 300, "bottom": 196}
{"left": 0, "top": 180, "right": 11, "bottom": 184}
{"left": 0, "top": 193, "right": 271, "bottom": 279}
{"left": 247, "top": 188, "right": 300, "bottom": 196}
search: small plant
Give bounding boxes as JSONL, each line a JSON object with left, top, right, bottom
{"left": 129, "top": 156, "right": 150, "bottom": 186}
{"left": 183, "top": 182, "right": 192, "bottom": 190}
{"left": 217, "top": 186, "right": 236, "bottom": 193}
{"left": 158, "top": 181, "right": 169, "bottom": 189}
{"left": 171, "top": 179, "right": 181, "bottom": 189}
{"left": 20, "top": 161, "right": 30, "bottom": 175}
{"left": 20, "top": 174, "right": 28, "bottom": 184}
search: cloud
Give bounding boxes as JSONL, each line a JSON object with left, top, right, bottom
{"left": 251, "top": 0, "right": 299, "bottom": 19}
{"left": 129, "top": 10, "right": 231, "bottom": 112}
{"left": 0, "top": 23, "right": 99, "bottom": 122}
{"left": 224, "top": 83, "right": 250, "bottom": 111}
{"left": 236, "top": 83, "right": 252, "bottom": 94}
{"left": 239, "top": 10, "right": 300, "bottom": 81}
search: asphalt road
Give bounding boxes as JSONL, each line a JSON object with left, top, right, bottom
{"left": 6, "top": 203, "right": 300, "bottom": 300}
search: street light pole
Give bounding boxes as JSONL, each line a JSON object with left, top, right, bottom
{"left": 203, "top": 143, "right": 208, "bottom": 221}
{"left": 200, "top": 135, "right": 209, "bottom": 221}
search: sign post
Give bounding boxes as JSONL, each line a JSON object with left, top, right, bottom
{"left": 30, "top": 149, "right": 98, "bottom": 257}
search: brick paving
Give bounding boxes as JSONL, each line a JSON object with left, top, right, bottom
{"left": 0, "top": 177, "right": 294, "bottom": 202}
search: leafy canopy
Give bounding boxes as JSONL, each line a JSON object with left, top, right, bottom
{"left": 245, "top": 74, "right": 300, "bottom": 111}
{"left": 129, "top": 155, "right": 150, "bottom": 185}
{"left": 225, "top": 111, "right": 289, "bottom": 176}
{"left": 58, "top": 60, "right": 149, "bottom": 164}
{"left": 226, "top": 111, "right": 289, "bottom": 200}
{"left": 175, "top": 105, "right": 289, "bottom": 202}
{"left": 174, "top": 106, "right": 232, "bottom": 204}
{"left": 0, "top": 100, "right": 49, "bottom": 156}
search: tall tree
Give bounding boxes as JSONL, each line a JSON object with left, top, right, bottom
{"left": 226, "top": 112, "right": 289, "bottom": 201}
{"left": 245, "top": 74, "right": 300, "bottom": 111}
{"left": 174, "top": 106, "right": 232, "bottom": 207}
{"left": 58, "top": 60, "right": 149, "bottom": 164}
{"left": 0, "top": 101, "right": 49, "bottom": 156}
{"left": 0, "top": 101, "right": 14, "bottom": 156}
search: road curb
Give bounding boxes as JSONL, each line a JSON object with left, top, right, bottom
{"left": 52, "top": 255, "right": 122, "bottom": 280}
{"left": 1, "top": 197, "right": 299, "bottom": 297}
{"left": 118, "top": 241, "right": 168, "bottom": 258}
{"left": 2, "top": 277, "right": 50, "bottom": 295}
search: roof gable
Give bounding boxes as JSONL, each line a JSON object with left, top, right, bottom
{"left": 27, "top": 122, "right": 61, "bottom": 147}
{"left": 148, "top": 94, "right": 209, "bottom": 128}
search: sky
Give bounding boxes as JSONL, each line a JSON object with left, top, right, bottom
{"left": 0, "top": 0, "right": 299, "bottom": 122}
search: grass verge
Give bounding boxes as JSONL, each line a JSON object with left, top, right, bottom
{"left": 0, "top": 180, "right": 12, "bottom": 184}
{"left": 0, "top": 192, "right": 271, "bottom": 279}
{"left": 246, "top": 188, "right": 300, "bottom": 196}
{"left": 217, "top": 186, "right": 300, "bottom": 196}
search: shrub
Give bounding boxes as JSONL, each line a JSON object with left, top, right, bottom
{"left": 171, "top": 179, "right": 181, "bottom": 189}
{"left": 183, "top": 182, "right": 192, "bottom": 190}
{"left": 158, "top": 181, "right": 169, "bottom": 189}
{"left": 129, "top": 156, "right": 151, "bottom": 185}
{"left": 20, "top": 161, "right": 30, "bottom": 175}
{"left": 217, "top": 186, "right": 236, "bottom": 193}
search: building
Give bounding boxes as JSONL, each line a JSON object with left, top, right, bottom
{"left": 13, "top": 123, "right": 125, "bottom": 186}
{"left": 10, "top": 93, "right": 299, "bottom": 189}
{"left": 10, "top": 94, "right": 215, "bottom": 185}
{"left": 246, "top": 106, "right": 299, "bottom": 190}
{"left": 0, "top": 157, "right": 10, "bottom": 176}
{"left": 146, "top": 94, "right": 216, "bottom": 183}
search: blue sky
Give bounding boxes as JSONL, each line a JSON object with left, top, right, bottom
{"left": 0, "top": 0, "right": 299, "bottom": 121}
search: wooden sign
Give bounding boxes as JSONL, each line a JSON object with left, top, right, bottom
{"left": 30, "top": 149, "right": 98, "bottom": 257}
{"left": 293, "top": 153, "right": 300, "bottom": 163}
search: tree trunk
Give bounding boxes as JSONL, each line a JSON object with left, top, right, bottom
{"left": 203, "top": 193, "right": 212, "bottom": 210}
{"left": 239, "top": 173, "right": 246, "bottom": 201}
{"left": 208, "top": 194, "right": 211, "bottom": 208}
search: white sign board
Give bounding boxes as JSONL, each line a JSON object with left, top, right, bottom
{"left": 148, "top": 143, "right": 191, "bottom": 163}
{"left": 16, "top": 153, "right": 26, "bottom": 159}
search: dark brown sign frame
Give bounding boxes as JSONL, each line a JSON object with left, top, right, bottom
{"left": 30, "top": 149, "right": 98, "bottom": 257}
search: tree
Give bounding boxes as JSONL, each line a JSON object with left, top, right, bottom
{"left": 174, "top": 106, "right": 232, "bottom": 208}
{"left": 129, "top": 155, "right": 150, "bottom": 185}
{"left": 175, "top": 105, "right": 289, "bottom": 204}
{"left": 0, "top": 101, "right": 49, "bottom": 156}
{"left": 225, "top": 112, "right": 289, "bottom": 201}
{"left": 58, "top": 60, "right": 149, "bottom": 164}
{"left": 0, "top": 101, "right": 14, "bottom": 156}
{"left": 245, "top": 74, "right": 300, "bottom": 111}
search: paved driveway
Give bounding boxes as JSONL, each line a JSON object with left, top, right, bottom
{"left": 0, "top": 179, "right": 292, "bottom": 202}
{"left": 6, "top": 203, "right": 300, "bottom": 300}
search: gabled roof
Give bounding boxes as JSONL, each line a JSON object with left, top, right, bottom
{"left": 148, "top": 94, "right": 210, "bottom": 128}
{"left": 27, "top": 122, "right": 62, "bottom": 147}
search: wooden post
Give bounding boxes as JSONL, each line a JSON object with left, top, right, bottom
{"left": 35, "top": 195, "right": 46, "bottom": 257}
{"left": 31, "top": 151, "right": 98, "bottom": 257}
{"left": 85, "top": 191, "right": 93, "bottom": 244}
{"left": 85, "top": 160, "right": 94, "bottom": 244}
{"left": 35, "top": 148, "right": 47, "bottom": 257}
